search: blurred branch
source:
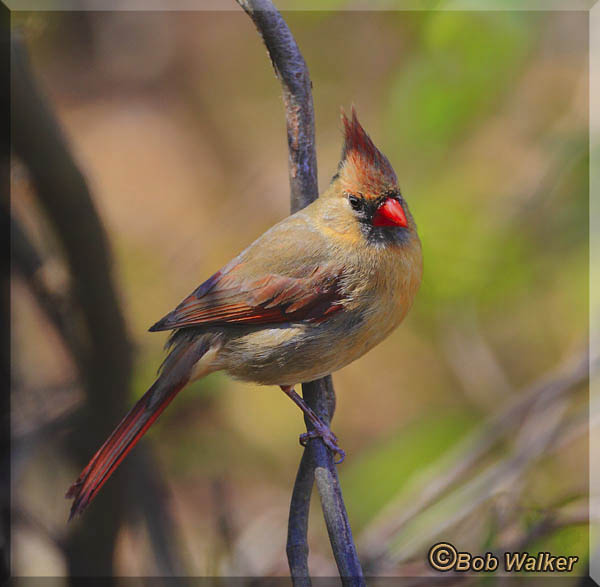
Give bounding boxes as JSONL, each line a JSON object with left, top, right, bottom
{"left": 12, "top": 215, "right": 190, "bottom": 577}
{"left": 12, "top": 34, "right": 129, "bottom": 576}
{"left": 12, "top": 207, "right": 190, "bottom": 577}
{"left": 441, "top": 309, "right": 513, "bottom": 408}
{"left": 13, "top": 210, "right": 194, "bottom": 578}
{"left": 507, "top": 501, "right": 590, "bottom": 553}
{"left": 235, "top": 2, "right": 364, "bottom": 584}
{"left": 10, "top": 35, "right": 189, "bottom": 579}
{"left": 211, "top": 476, "right": 236, "bottom": 560}
{"left": 360, "top": 348, "right": 592, "bottom": 571}
{"left": 13, "top": 505, "right": 67, "bottom": 553}
{"left": 11, "top": 388, "right": 80, "bottom": 482}
{"left": 11, "top": 214, "right": 85, "bottom": 370}
{"left": 127, "top": 446, "right": 187, "bottom": 577}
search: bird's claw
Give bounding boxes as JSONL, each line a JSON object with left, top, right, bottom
{"left": 299, "top": 425, "right": 345, "bottom": 464}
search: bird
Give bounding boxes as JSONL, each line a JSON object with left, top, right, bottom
{"left": 66, "top": 108, "right": 423, "bottom": 519}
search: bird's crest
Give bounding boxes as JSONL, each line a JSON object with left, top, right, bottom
{"left": 338, "top": 107, "right": 397, "bottom": 195}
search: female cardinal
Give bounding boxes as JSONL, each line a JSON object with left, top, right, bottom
{"left": 66, "top": 109, "right": 423, "bottom": 518}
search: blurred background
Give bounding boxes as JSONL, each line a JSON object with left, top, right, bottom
{"left": 10, "top": 7, "right": 590, "bottom": 580}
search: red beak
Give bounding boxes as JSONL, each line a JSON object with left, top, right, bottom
{"left": 372, "top": 198, "right": 408, "bottom": 228}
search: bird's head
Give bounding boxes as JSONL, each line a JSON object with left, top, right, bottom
{"left": 323, "top": 107, "right": 415, "bottom": 247}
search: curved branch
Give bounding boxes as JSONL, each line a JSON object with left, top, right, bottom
{"left": 11, "top": 36, "right": 131, "bottom": 575}
{"left": 236, "top": 0, "right": 318, "bottom": 212}
{"left": 235, "top": 2, "right": 364, "bottom": 584}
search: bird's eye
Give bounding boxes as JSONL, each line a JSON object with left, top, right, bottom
{"left": 348, "top": 195, "right": 363, "bottom": 212}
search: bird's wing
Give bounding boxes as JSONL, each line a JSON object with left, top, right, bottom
{"left": 149, "top": 217, "right": 345, "bottom": 331}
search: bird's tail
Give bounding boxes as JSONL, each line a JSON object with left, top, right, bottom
{"left": 66, "top": 336, "right": 210, "bottom": 520}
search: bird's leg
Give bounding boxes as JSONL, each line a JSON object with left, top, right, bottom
{"left": 280, "top": 385, "right": 345, "bottom": 464}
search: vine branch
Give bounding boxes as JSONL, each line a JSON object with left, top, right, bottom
{"left": 235, "top": 1, "right": 364, "bottom": 584}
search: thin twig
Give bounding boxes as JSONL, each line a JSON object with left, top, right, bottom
{"left": 235, "top": 2, "right": 364, "bottom": 583}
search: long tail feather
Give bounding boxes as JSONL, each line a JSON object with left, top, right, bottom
{"left": 66, "top": 338, "right": 209, "bottom": 519}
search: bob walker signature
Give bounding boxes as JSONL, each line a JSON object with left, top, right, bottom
{"left": 428, "top": 542, "right": 579, "bottom": 573}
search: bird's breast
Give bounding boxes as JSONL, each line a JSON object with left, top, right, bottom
{"left": 217, "top": 235, "right": 422, "bottom": 386}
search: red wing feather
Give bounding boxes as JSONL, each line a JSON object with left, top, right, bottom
{"left": 149, "top": 265, "right": 344, "bottom": 331}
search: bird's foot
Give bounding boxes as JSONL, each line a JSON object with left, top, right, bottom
{"left": 300, "top": 423, "right": 345, "bottom": 464}
{"left": 279, "top": 385, "right": 345, "bottom": 464}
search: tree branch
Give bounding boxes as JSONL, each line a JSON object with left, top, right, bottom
{"left": 235, "top": 2, "right": 364, "bottom": 583}
{"left": 12, "top": 36, "right": 131, "bottom": 575}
